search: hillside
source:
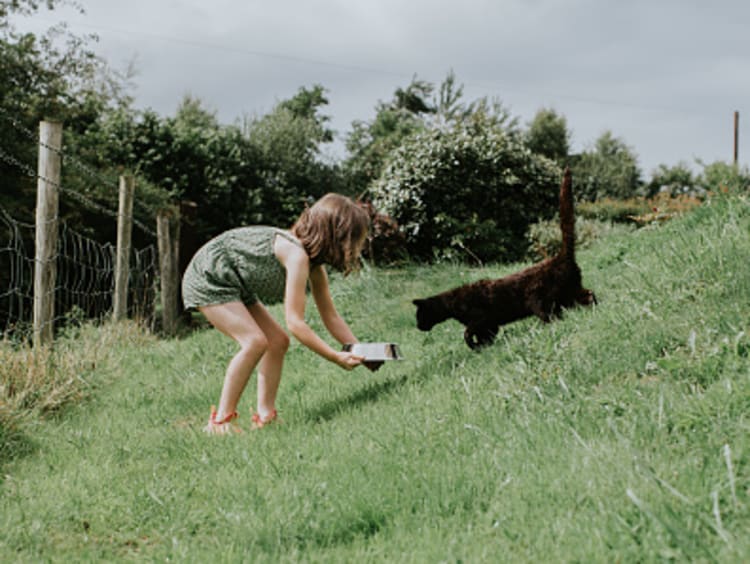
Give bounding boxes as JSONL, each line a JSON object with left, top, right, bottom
{"left": 1, "top": 191, "right": 748, "bottom": 561}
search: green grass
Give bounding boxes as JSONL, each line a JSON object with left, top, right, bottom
{"left": 1, "top": 192, "right": 749, "bottom": 562}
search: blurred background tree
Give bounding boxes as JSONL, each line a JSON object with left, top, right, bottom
{"left": 343, "top": 76, "right": 434, "bottom": 197}
{"left": 645, "top": 162, "right": 698, "bottom": 197}
{"left": 697, "top": 160, "right": 750, "bottom": 193}
{"left": 525, "top": 107, "right": 570, "bottom": 164}
{"left": 571, "top": 130, "right": 642, "bottom": 201}
{"left": 245, "top": 84, "right": 342, "bottom": 227}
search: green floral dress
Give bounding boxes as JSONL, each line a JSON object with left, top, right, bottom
{"left": 181, "top": 226, "right": 303, "bottom": 309}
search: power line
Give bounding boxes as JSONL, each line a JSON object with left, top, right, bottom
{"left": 31, "top": 16, "right": 411, "bottom": 79}
{"left": 27, "top": 16, "right": 713, "bottom": 117}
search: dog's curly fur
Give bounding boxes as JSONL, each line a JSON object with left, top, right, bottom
{"left": 412, "top": 168, "right": 596, "bottom": 350}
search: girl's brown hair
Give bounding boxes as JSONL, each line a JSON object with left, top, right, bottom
{"left": 291, "top": 193, "right": 370, "bottom": 275}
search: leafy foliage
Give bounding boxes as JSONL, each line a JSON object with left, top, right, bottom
{"left": 697, "top": 160, "right": 750, "bottom": 193}
{"left": 343, "top": 77, "right": 434, "bottom": 197}
{"left": 571, "top": 130, "right": 642, "bottom": 201}
{"left": 67, "top": 99, "right": 256, "bottom": 246}
{"left": 371, "top": 112, "right": 561, "bottom": 263}
{"left": 642, "top": 159, "right": 750, "bottom": 201}
{"left": 525, "top": 216, "right": 628, "bottom": 261}
{"left": 1, "top": 7, "right": 341, "bottom": 245}
{"left": 645, "top": 161, "right": 699, "bottom": 197}
{"left": 72, "top": 87, "right": 343, "bottom": 247}
{"left": 525, "top": 107, "right": 570, "bottom": 163}
{"left": 0, "top": 1, "right": 132, "bottom": 220}
{"left": 245, "top": 85, "right": 342, "bottom": 226}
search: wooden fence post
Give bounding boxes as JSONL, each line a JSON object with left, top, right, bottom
{"left": 157, "top": 207, "right": 181, "bottom": 336}
{"left": 33, "top": 120, "right": 63, "bottom": 348}
{"left": 113, "top": 174, "right": 135, "bottom": 321}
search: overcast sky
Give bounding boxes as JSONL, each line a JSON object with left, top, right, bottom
{"left": 16, "top": 0, "right": 750, "bottom": 176}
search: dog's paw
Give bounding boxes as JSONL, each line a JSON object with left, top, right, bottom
{"left": 463, "top": 326, "right": 497, "bottom": 350}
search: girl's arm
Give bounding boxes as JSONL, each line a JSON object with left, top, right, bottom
{"left": 308, "top": 265, "right": 357, "bottom": 345}
{"left": 279, "top": 241, "right": 362, "bottom": 370}
{"left": 309, "top": 265, "right": 384, "bottom": 373}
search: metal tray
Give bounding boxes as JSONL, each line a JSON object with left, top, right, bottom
{"left": 342, "top": 342, "right": 403, "bottom": 361}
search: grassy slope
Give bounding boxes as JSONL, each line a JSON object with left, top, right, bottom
{"left": 1, "top": 193, "right": 748, "bottom": 562}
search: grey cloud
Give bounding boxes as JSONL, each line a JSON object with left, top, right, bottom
{"left": 15, "top": 0, "right": 750, "bottom": 173}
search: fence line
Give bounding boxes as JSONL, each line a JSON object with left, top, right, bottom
{"left": 0, "top": 204, "right": 158, "bottom": 341}
{"left": 0, "top": 143, "right": 157, "bottom": 238}
{"left": 0, "top": 117, "right": 183, "bottom": 343}
{"left": 0, "top": 108, "right": 157, "bottom": 237}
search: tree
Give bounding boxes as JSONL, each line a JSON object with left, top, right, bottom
{"left": 245, "top": 85, "right": 342, "bottom": 226}
{"left": 434, "top": 69, "right": 471, "bottom": 124}
{"left": 0, "top": 0, "right": 134, "bottom": 219}
{"left": 343, "top": 76, "right": 434, "bottom": 197}
{"left": 645, "top": 162, "right": 699, "bottom": 197}
{"left": 278, "top": 84, "right": 334, "bottom": 142}
{"left": 571, "top": 131, "right": 642, "bottom": 201}
{"left": 697, "top": 160, "right": 750, "bottom": 193}
{"left": 525, "top": 108, "right": 569, "bottom": 163}
{"left": 82, "top": 98, "right": 263, "bottom": 244}
{"left": 393, "top": 76, "right": 435, "bottom": 115}
{"left": 432, "top": 71, "right": 519, "bottom": 134}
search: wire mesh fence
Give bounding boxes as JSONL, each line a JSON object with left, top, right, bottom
{"left": 0, "top": 114, "right": 161, "bottom": 343}
{"left": 0, "top": 204, "right": 158, "bottom": 342}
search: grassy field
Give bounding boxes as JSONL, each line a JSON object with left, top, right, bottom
{"left": 1, "top": 191, "right": 749, "bottom": 562}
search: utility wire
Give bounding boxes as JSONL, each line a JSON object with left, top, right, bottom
{"left": 28, "top": 16, "right": 711, "bottom": 116}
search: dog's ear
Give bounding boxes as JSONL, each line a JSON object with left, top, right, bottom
{"left": 412, "top": 298, "right": 425, "bottom": 307}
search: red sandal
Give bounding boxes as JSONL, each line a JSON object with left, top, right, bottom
{"left": 251, "top": 409, "right": 278, "bottom": 430}
{"left": 203, "top": 406, "right": 241, "bottom": 435}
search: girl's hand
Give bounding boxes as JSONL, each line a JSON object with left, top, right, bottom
{"left": 333, "top": 351, "right": 364, "bottom": 370}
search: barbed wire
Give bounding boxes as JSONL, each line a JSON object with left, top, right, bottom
{"left": 0, "top": 144, "right": 37, "bottom": 179}
{"left": 59, "top": 184, "right": 157, "bottom": 237}
{"left": 0, "top": 142, "right": 157, "bottom": 237}
{"left": 56, "top": 146, "right": 159, "bottom": 220}
{"left": 0, "top": 106, "right": 157, "bottom": 221}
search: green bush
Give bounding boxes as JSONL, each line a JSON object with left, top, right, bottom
{"left": 525, "top": 216, "right": 630, "bottom": 261}
{"left": 578, "top": 198, "right": 652, "bottom": 223}
{"left": 371, "top": 117, "right": 561, "bottom": 263}
{"left": 698, "top": 160, "right": 750, "bottom": 192}
{"left": 645, "top": 161, "right": 700, "bottom": 197}
{"left": 578, "top": 193, "right": 703, "bottom": 225}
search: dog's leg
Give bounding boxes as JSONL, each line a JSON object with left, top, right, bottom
{"left": 529, "top": 298, "right": 552, "bottom": 323}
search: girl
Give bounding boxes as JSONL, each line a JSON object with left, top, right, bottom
{"left": 182, "top": 193, "right": 376, "bottom": 435}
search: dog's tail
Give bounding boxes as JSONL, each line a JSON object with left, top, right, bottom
{"left": 560, "top": 167, "right": 576, "bottom": 260}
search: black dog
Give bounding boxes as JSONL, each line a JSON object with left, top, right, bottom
{"left": 413, "top": 168, "right": 596, "bottom": 349}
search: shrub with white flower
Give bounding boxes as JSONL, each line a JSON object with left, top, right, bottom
{"left": 371, "top": 117, "right": 561, "bottom": 263}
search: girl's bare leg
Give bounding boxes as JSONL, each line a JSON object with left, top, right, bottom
{"left": 247, "top": 302, "right": 290, "bottom": 419}
{"left": 199, "top": 301, "right": 268, "bottom": 422}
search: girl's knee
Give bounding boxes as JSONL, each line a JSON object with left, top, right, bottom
{"left": 240, "top": 333, "right": 269, "bottom": 356}
{"left": 271, "top": 331, "right": 290, "bottom": 354}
